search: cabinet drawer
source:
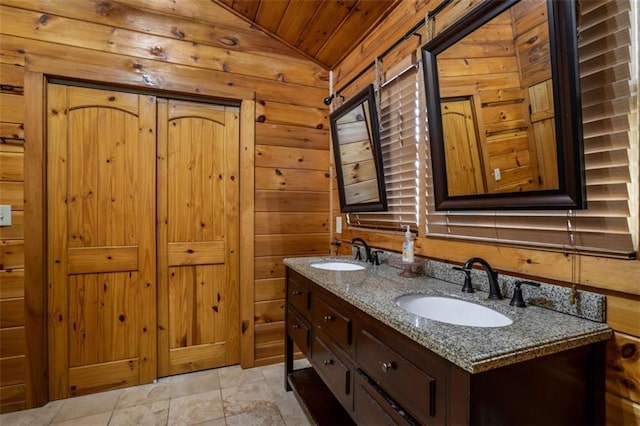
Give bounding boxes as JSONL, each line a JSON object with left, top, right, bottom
{"left": 287, "top": 309, "right": 310, "bottom": 357}
{"left": 288, "top": 276, "right": 310, "bottom": 314}
{"left": 355, "top": 370, "right": 417, "bottom": 426}
{"left": 358, "top": 328, "right": 436, "bottom": 424}
{"left": 312, "top": 334, "right": 352, "bottom": 411}
{"left": 314, "top": 296, "right": 352, "bottom": 352}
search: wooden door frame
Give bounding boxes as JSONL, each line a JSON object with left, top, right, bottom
{"left": 23, "top": 71, "right": 48, "bottom": 408}
{"left": 23, "top": 70, "right": 256, "bottom": 408}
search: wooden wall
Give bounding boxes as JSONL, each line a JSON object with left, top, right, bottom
{"left": 0, "top": 65, "right": 26, "bottom": 413}
{"left": 332, "top": 0, "right": 640, "bottom": 423}
{"left": 0, "top": 0, "right": 330, "bottom": 411}
{"left": 253, "top": 108, "right": 330, "bottom": 366}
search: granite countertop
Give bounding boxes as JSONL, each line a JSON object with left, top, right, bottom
{"left": 284, "top": 256, "right": 612, "bottom": 374}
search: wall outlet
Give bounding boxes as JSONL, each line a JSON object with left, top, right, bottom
{"left": 0, "top": 205, "right": 11, "bottom": 226}
{"left": 335, "top": 216, "right": 342, "bottom": 234}
{"left": 493, "top": 168, "right": 502, "bottom": 181}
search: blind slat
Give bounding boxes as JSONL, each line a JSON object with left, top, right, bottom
{"left": 580, "top": 63, "right": 631, "bottom": 91}
{"left": 582, "top": 98, "right": 631, "bottom": 123}
{"left": 581, "top": 81, "right": 633, "bottom": 108}
{"left": 580, "top": 1, "right": 630, "bottom": 26}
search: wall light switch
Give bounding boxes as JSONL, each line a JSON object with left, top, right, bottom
{"left": 335, "top": 216, "right": 342, "bottom": 234}
{"left": 0, "top": 205, "right": 11, "bottom": 226}
{"left": 493, "top": 168, "right": 502, "bottom": 181}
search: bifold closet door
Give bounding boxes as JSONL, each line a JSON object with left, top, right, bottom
{"left": 157, "top": 99, "right": 240, "bottom": 377}
{"left": 47, "top": 84, "right": 157, "bottom": 399}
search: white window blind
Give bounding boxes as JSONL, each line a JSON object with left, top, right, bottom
{"left": 425, "top": 0, "right": 637, "bottom": 258}
{"left": 348, "top": 63, "right": 421, "bottom": 232}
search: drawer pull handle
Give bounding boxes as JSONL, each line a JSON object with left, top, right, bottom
{"left": 323, "top": 315, "right": 334, "bottom": 322}
{"left": 292, "top": 290, "right": 302, "bottom": 296}
{"left": 381, "top": 361, "right": 396, "bottom": 372}
{"left": 323, "top": 359, "right": 334, "bottom": 366}
{"left": 291, "top": 324, "right": 300, "bottom": 329}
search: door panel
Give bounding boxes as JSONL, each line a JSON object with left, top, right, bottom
{"left": 167, "top": 265, "right": 226, "bottom": 346}
{"left": 47, "top": 84, "right": 156, "bottom": 399}
{"left": 157, "top": 99, "right": 240, "bottom": 377}
{"left": 68, "top": 272, "right": 140, "bottom": 367}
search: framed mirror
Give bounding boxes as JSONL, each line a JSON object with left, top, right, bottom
{"left": 422, "top": 0, "right": 586, "bottom": 210}
{"left": 330, "top": 84, "right": 387, "bottom": 213}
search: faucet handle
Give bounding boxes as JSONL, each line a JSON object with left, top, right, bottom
{"left": 453, "top": 266, "right": 474, "bottom": 293}
{"left": 372, "top": 250, "right": 383, "bottom": 265}
{"left": 509, "top": 280, "right": 540, "bottom": 307}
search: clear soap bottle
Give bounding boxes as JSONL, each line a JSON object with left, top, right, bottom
{"left": 402, "top": 225, "right": 414, "bottom": 263}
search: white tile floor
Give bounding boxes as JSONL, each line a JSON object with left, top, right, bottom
{"left": 0, "top": 360, "right": 312, "bottom": 426}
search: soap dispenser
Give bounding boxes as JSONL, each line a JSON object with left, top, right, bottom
{"left": 402, "top": 225, "right": 414, "bottom": 263}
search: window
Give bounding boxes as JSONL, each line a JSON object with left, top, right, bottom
{"left": 425, "top": 0, "right": 637, "bottom": 258}
{"left": 347, "top": 61, "right": 422, "bottom": 232}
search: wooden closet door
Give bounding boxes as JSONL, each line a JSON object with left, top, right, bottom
{"left": 157, "top": 99, "right": 240, "bottom": 376}
{"left": 441, "top": 98, "right": 486, "bottom": 196}
{"left": 47, "top": 84, "right": 157, "bottom": 399}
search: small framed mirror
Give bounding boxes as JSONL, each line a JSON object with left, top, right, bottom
{"left": 422, "top": 0, "right": 586, "bottom": 210}
{"left": 330, "top": 84, "right": 387, "bottom": 213}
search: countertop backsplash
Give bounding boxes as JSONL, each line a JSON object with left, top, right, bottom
{"left": 351, "top": 247, "right": 606, "bottom": 323}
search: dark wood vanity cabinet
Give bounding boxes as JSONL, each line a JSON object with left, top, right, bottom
{"left": 285, "top": 269, "right": 447, "bottom": 425}
{"left": 285, "top": 268, "right": 605, "bottom": 426}
{"left": 285, "top": 269, "right": 357, "bottom": 425}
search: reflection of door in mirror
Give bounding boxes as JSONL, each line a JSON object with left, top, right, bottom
{"left": 437, "top": 0, "right": 559, "bottom": 195}
{"left": 441, "top": 98, "right": 486, "bottom": 196}
{"left": 336, "top": 100, "right": 380, "bottom": 205}
{"left": 529, "top": 79, "right": 558, "bottom": 189}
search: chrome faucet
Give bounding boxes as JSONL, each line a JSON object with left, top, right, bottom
{"left": 462, "top": 257, "right": 503, "bottom": 300}
{"left": 350, "top": 238, "right": 372, "bottom": 264}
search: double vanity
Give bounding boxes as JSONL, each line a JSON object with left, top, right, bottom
{"left": 283, "top": 256, "right": 611, "bottom": 425}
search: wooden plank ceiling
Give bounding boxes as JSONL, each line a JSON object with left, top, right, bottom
{"left": 213, "top": 0, "right": 399, "bottom": 69}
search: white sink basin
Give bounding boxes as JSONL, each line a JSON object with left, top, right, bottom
{"left": 310, "top": 262, "right": 365, "bottom": 271}
{"left": 395, "top": 295, "right": 513, "bottom": 327}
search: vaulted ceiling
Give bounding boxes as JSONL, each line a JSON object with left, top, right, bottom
{"left": 213, "top": 0, "right": 400, "bottom": 69}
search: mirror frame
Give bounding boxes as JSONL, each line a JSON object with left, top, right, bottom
{"left": 422, "top": 0, "right": 586, "bottom": 210}
{"left": 330, "top": 84, "right": 388, "bottom": 213}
